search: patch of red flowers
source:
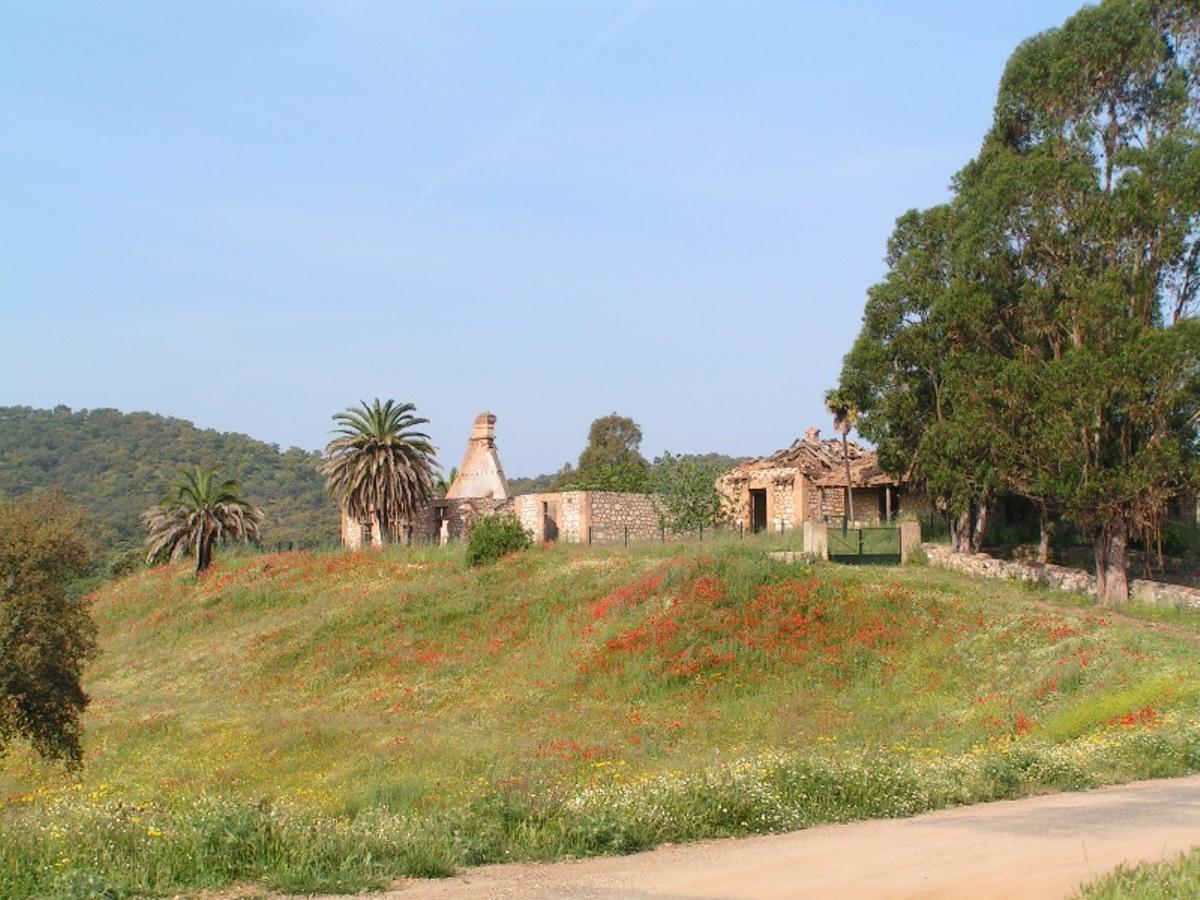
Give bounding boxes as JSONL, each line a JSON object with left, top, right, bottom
{"left": 587, "top": 568, "right": 923, "bottom": 679}
{"left": 1107, "top": 706, "right": 1158, "bottom": 727}
{"left": 534, "top": 738, "right": 608, "bottom": 761}
{"left": 588, "top": 558, "right": 692, "bottom": 621}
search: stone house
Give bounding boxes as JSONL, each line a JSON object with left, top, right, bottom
{"left": 341, "top": 413, "right": 666, "bottom": 548}
{"left": 716, "top": 428, "right": 905, "bottom": 532}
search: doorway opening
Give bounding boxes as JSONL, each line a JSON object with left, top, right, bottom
{"left": 750, "top": 489, "right": 767, "bottom": 533}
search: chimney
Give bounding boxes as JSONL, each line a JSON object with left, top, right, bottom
{"left": 470, "top": 412, "right": 497, "bottom": 445}
{"left": 447, "top": 412, "right": 509, "bottom": 500}
{"left": 804, "top": 427, "right": 821, "bottom": 445}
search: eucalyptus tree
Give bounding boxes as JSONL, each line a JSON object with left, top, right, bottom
{"left": 142, "top": 466, "right": 264, "bottom": 575}
{"left": 954, "top": 0, "right": 1200, "bottom": 601}
{"left": 836, "top": 0, "right": 1200, "bottom": 597}
{"left": 320, "top": 399, "right": 437, "bottom": 544}
{"left": 835, "top": 206, "right": 1001, "bottom": 550}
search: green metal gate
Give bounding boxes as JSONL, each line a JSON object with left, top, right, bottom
{"left": 828, "top": 525, "right": 901, "bottom": 565}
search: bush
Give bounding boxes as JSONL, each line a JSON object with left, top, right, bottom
{"left": 465, "top": 515, "right": 531, "bottom": 566}
{"left": 1161, "top": 521, "right": 1200, "bottom": 560}
{"left": 108, "top": 547, "right": 145, "bottom": 579}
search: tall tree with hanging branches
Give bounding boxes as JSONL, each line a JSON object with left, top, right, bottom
{"left": 320, "top": 399, "right": 438, "bottom": 545}
{"left": 834, "top": 0, "right": 1200, "bottom": 600}
{"left": 142, "top": 466, "right": 264, "bottom": 575}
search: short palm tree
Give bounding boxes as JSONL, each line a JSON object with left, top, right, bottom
{"left": 142, "top": 466, "right": 264, "bottom": 575}
{"left": 825, "top": 390, "right": 860, "bottom": 524}
{"left": 434, "top": 467, "right": 458, "bottom": 499}
{"left": 320, "top": 399, "right": 437, "bottom": 544}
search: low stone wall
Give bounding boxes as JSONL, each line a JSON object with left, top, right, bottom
{"left": 1130, "top": 579, "right": 1200, "bottom": 609}
{"left": 922, "top": 543, "right": 1200, "bottom": 609}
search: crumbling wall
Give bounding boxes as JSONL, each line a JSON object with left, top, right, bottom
{"left": 923, "top": 543, "right": 1200, "bottom": 609}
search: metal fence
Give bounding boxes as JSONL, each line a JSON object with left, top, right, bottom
{"left": 827, "top": 525, "right": 902, "bottom": 565}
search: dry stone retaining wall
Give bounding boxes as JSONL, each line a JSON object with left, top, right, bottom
{"left": 923, "top": 543, "right": 1200, "bottom": 609}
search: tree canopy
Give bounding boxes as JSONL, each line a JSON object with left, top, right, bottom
{"left": 651, "top": 452, "right": 724, "bottom": 533}
{"left": 0, "top": 491, "right": 96, "bottom": 766}
{"left": 835, "top": 0, "right": 1200, "bottom": 601}
{"left": 554, "top": 414, "right": 651, "bottom": 492}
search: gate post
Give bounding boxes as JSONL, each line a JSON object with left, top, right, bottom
{"left": 900, "top": 520, "right": 922, "bottom": 564}
{"left": 802, "top": 521, "right": 828, "bottom": 561}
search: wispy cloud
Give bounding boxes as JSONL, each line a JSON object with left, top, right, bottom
{"left": 403, "top": 0, "right": 650, "bottom": 214}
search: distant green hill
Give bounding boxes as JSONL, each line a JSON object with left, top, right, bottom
{"left": 0, "top": 405, "right": 338, "bottom": 553}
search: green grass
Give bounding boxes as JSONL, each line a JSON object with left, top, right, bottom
{"left": 1078, "top": 847, "right": 1200, "bottom": 898}
{"left": 5, "top": 540, "right": 1200, "bottom": 896}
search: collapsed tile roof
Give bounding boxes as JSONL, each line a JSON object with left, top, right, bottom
{"left": 719, "top": 428, "right": 901, "bottom": 488}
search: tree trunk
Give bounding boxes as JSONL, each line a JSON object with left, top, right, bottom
{"left": 1095, "top": 520, "right": 1130, "bottom": 604}
{"left": 375, "top": 512, "right": 386, "bottom": 547}
{"left": 1037, "top": 503, "right": 1053, "bottom": 564}
{"left": 842, "top": 433, "right": 855, "bottom": 524}
{"left": 196, "top": 522, "right": 214, "bottom": 575}
{"left": 971, "top": 499, "right": 990, "bottom": 554}
{"left": 953, "top": 508, "right": 973, "bottom": 553}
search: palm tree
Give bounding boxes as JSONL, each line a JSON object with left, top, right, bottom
{"left": 434, "top": 467, "right": 458, "bottom": 499}
{"left": 825, "top": 390, "right": 859, "bottom": 524}
{"left": 320, "top": 399, "right": 437, "bottom": 544}
{"left": 142, "top": 466, "right": 264, "bottom": 575}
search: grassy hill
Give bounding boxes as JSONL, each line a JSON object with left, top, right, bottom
{"left": 0, "top": 405, "right": 339, "bottom": 555}
{"left": 4, "top": 540, "right": 1200, "bottom": 895}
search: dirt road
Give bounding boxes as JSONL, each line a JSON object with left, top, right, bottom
{"left": 358, "top": 775, "right": 1200, "bottom": 899}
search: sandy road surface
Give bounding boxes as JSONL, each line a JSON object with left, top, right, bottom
{"left": 335, "top": 775, "right": 1200, "bottom": 900}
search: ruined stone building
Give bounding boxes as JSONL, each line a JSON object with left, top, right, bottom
{"left": 340, "top": 413, "right": 667, "bottom": 549}
{"left": 445, "top": 413, "right": 509, "bottom": 500}
{"left": 716, "top": 428, "right": 905, "bottom": 532}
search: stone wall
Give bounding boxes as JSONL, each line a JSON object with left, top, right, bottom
{"left": 771, "top": 480, "right": 795, "bottom": 530}
{"left": 559, "top": 491, "right": 585, "bottom": 543}
{"left": 341, "top": 510, "right": 383, "bottom": 550}
{"left": 820, "top": 487, "right": 887, "bottom": 522}
{"left": 511, "top": 494, "right": 546, "bottom": 542}
{"left": 819, "top": 486, "right": 842, "bottom": 520}
{"left": 923, "top": 543, "right": 1200, "bottom": 609}
{"left": 587, "top": 491, "right": 662, "bottom": 543}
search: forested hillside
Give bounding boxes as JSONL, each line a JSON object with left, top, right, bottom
{"left": 0, "top": 406, "right": 338, "bottom": 552}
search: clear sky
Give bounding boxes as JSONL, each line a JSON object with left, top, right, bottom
{"left": 2, "top": 1, "right": 1087, "bottom": 476}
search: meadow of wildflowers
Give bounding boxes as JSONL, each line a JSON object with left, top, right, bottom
{"left": 3, "top": 540, "right": 1200, "bottom": 896}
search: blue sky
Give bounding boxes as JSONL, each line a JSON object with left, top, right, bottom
{"left": 2, "top": 0, "right": 1086, "bottom": 476}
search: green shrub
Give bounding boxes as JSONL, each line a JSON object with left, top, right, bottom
{"left": 1161, "top": 521, "right": 1200, "bottom": 560}
{"left": 107, "top": 547, "right": 145, "bottom": 580}
{"left": 465, "top": 515, "right": 531, "bottom": 566}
